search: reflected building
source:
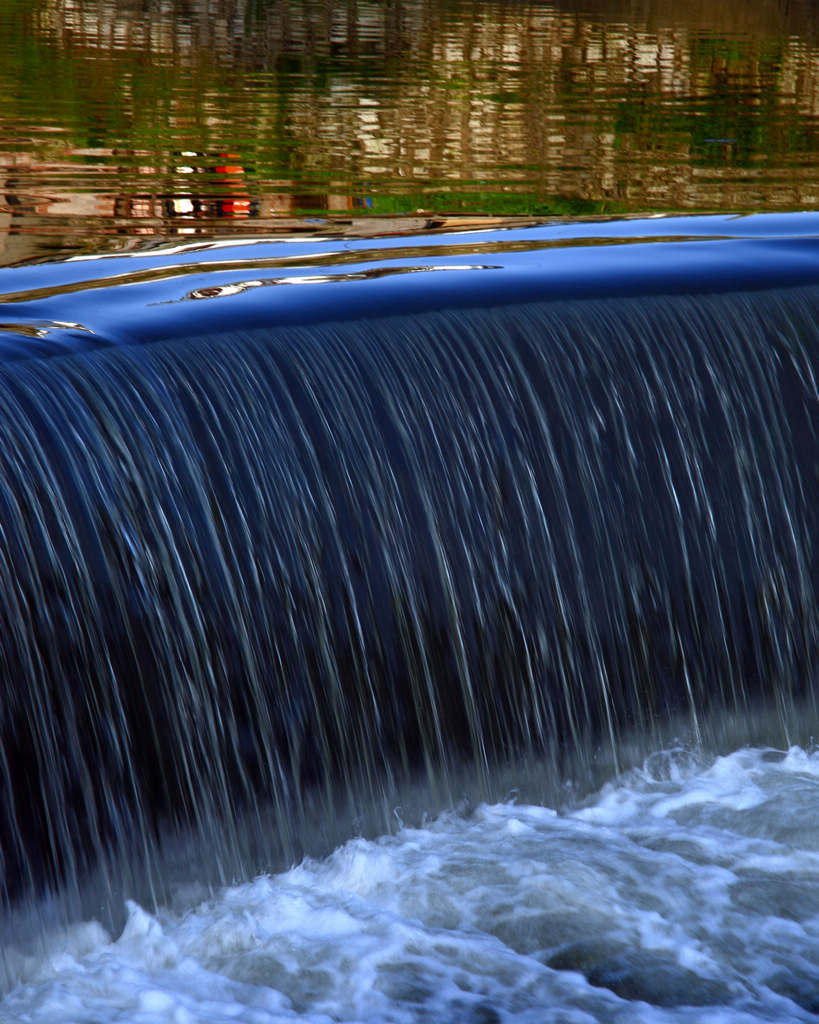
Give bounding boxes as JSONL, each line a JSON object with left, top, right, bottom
{"left": 2, "top": 0, "right": 819, "bottom": 259}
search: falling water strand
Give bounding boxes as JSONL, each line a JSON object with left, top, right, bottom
{"left": 0, "top": 284, "right": 818, "bottom": 919}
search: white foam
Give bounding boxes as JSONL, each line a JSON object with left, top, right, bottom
{"left": 4, "top": 746, "right": 819, "bottom": 1021}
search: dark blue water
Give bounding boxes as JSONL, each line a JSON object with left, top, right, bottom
{"left": 2, "top": 213, "right": 819, "bottom": 356}
{"left": 2, "top": 213, "right": 819, "bottom": 1020}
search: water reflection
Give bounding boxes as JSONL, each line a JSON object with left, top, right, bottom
{"left": 3, "top": 0, "right": 819, "bottom": 262}
{"left": 178, "top": 262, "right": 501, "bottom": 302}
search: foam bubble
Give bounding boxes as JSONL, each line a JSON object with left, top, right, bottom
{"left": 4, "top": 746, "right": 819, "bottom": 1021}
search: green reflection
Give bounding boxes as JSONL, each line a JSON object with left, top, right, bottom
{"left": 0, "top": 0, "right": 818, "bottom": 262}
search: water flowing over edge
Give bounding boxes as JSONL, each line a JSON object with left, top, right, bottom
{"left": 1, "top": 214, "right": 819, "bottom": 1017}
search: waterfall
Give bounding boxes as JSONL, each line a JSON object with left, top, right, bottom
{"left": 1, "top": 224, "right": 818, "bottom": 926}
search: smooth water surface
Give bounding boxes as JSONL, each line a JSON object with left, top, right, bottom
{"left": 4, "top": 0, "right": 819, "bottom": 262}
{"left": 2, "top": 211, "right": 819, "bottom": 354}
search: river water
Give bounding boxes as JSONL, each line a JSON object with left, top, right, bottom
{"left": 3, "top": 3, "right": 819, "bottom": 1023}
{"left": 7, "top": 747, "right": 819, "bottom": 1021}
{"left": 4, "top": 0, "right": 819, "bottom": 262}
{"left": 1, "top": 213, "right": 818, "bottom": 1020}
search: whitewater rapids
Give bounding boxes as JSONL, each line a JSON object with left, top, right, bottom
{"left": 4, "top": 745, "right": 819, "bottom": 1022}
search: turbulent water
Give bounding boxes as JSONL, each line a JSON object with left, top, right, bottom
{"left": 3, "top": 746, "right": 819, "bottom": 1022}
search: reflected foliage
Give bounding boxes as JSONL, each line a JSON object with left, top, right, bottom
{"left": 2, "top": 1, "right": 819, "bottom": 259}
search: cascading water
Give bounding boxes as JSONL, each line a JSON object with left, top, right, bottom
{"left": 2, "top": 215, "right": 819, "bottom": 1020}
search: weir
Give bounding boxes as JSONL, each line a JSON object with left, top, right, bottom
{"left": 1, "top": 215, "right": 818, "bottom": 921}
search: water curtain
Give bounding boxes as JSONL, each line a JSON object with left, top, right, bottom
{"left": 1, "top": 221, "right": 818, "bottom": 912}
